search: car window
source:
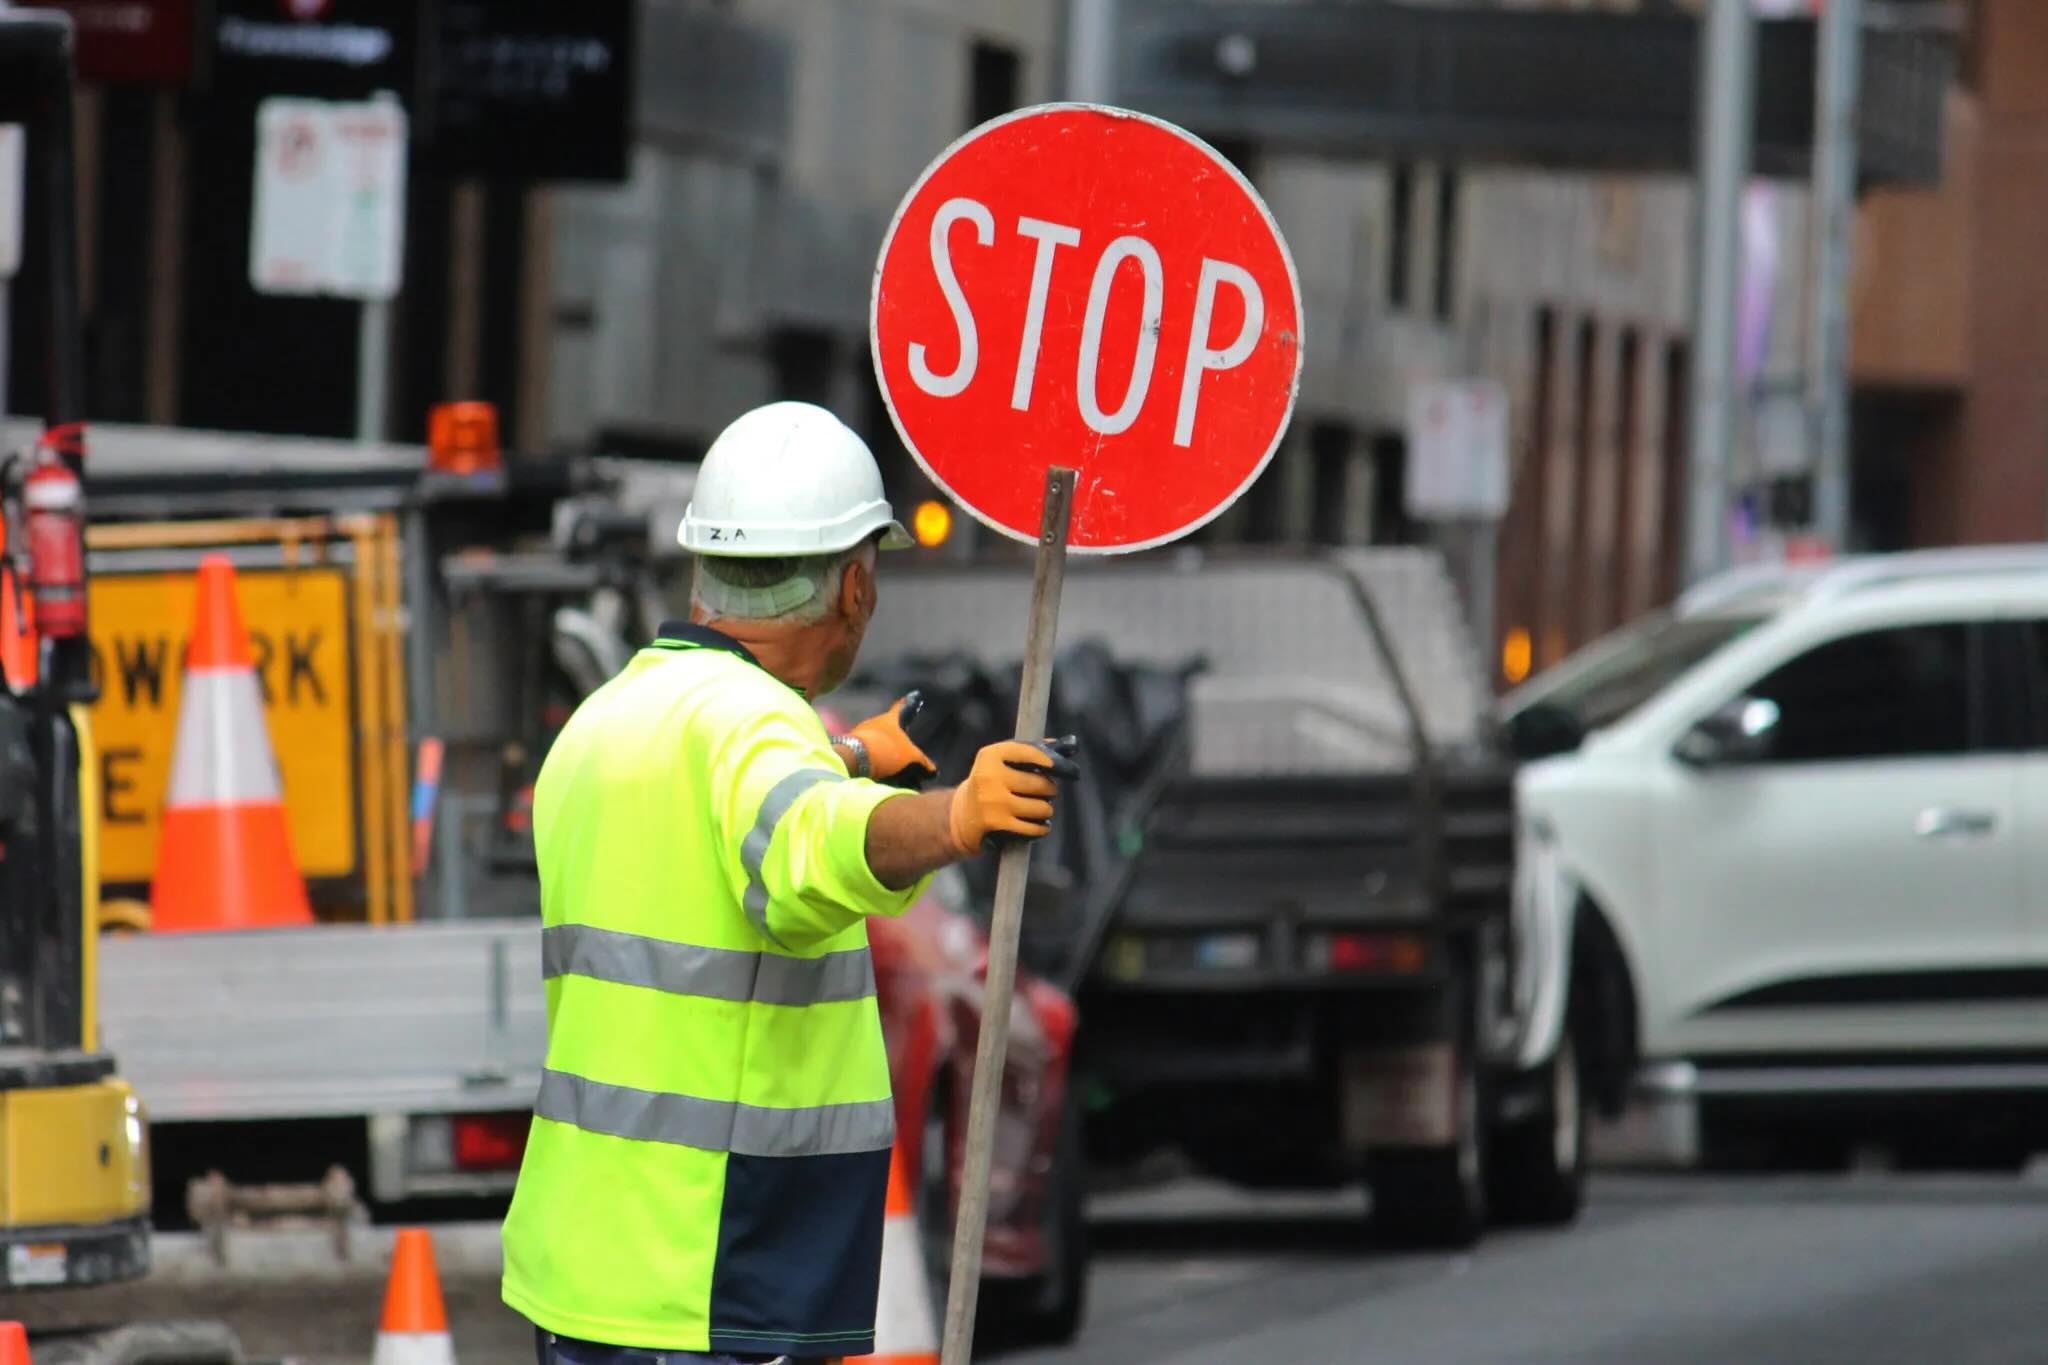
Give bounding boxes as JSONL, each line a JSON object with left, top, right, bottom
{"left": 2021, "top": 622, "right": 2048, "bottom": 747}
{"left": 1745, "top": 624, "right": 1973, "bottom": 764}
{"left": 1528, "top": 612, "right": 1764, "bottom": 730}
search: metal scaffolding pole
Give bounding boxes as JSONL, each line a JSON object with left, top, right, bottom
{"left": 1067, "top": 0, "right": 1117, "bottom": 103}
{"left": 1683, "top": 0, "right": 1756, "bottom": 586}
{"left": 1807, "top": 0, "right": 1862, "bottom": 553}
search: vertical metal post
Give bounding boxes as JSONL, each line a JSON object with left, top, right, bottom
{"left": 0, "top": 281, "right": 10, "bottom": 419}
{"left": 0, "top": 114, "right": 15, "bottom": 418}
{"left": 941, "top": 467, "right": 1076, "bottom": 1365}
{"left": 1430, "top": 520, "right": 1498, "bottom": 670}
{"left": 144, "top": 90, "right": 185, "bottom": 425}
{"left": 355, "top": 298, "right": 391, "bottom": 443}
{"left": 1470, "top": 520, "right": 1498, "bottom": 666}
{"left": 1684, "top": 0, "right": 1756, "bottom": 586}
{"left": 1807, "top": 0, "right": 1862, "bottom": 553}
{"left": 1066, "top": 0, "right": 1117, "bottom": 102}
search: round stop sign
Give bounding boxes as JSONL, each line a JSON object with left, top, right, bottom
{"left": 871, "top": 104, "right": 1303, "bottom": 554}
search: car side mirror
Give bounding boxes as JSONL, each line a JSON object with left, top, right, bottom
{"left": 1504, "top": 701, "right": 1587, "bottom": 761}
{"left": 1675, "top": 696, "right": 1780, "bottom": 768}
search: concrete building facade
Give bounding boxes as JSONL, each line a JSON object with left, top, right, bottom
{"left": 21, "top": 0, "right": 2024, "bottom": 690}
{"left": 540, "top": 0, "right": 1828, "bottom": 684}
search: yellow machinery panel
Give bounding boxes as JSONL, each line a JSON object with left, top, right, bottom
{"left": 87, "top": 567, "right": 357, "bottom": 883}
{"left": 0, "top": 1081, "right": 148, "bottom": 1229}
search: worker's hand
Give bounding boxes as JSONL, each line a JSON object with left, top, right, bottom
{"left": 847, "top": 693, "right": 940, "bottom": 788}
{"left": 947, "top": 737, "right": 1081, "bottom": 857}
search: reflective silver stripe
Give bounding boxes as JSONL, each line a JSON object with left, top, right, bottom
{"left": 739, "top": 767, "right": 845, "bottom": 944}
{"left": 534, "top": 1069, "right": 895, "bottom": 1157}
{"left": 541, "top": 924, "right": 875, "bottom": 1006}
{"left": 165, "top": 669, "right": 284, "bottom": 806}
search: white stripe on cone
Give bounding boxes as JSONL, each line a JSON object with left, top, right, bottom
{"left": 164, "top": 668, "right": 284, "bottom": 806}
{"left": 870, "top": 1206, "right": 938, "bottom": 1357}
{"left": 371, "top": 1330, "right": 457, "bottom": 1365}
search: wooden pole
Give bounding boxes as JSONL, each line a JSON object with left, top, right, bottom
{"left": 939, "top": 465, "right": 1076, "bottom": 1365}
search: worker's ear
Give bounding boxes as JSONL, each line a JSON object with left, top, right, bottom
{"left": 838, "top": 553, "right": 872, "bottom": 621}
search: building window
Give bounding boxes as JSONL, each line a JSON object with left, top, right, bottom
{"left": 1386, "top": 161, "right": 1415, "bottom": 311}
{"left": 1562, "top": 318, "right": 1597, "bottom": 652}
{"left": 1613, "top": 328, "right": 1644, "bottom": 623}
{"left": 969, "top": 41, "right": 1021, "bottom": 128}
{"left": 1432, "top": 168, "right": 1460, "bottom": 322}
{"left": 1497, "top": 307, "right": 1559, "bottom": 687}
{"left": 1659, "top": 338, "right": 1690, "bottom": 606}
{"left": 1370, "top": 432, "right": 1416, "bottom": 546}
{"left": 1309, "top": 420, "right": 1354, "bottom": 545}
{"left": 768, "top": 327, "right": 836, "bottom": 408}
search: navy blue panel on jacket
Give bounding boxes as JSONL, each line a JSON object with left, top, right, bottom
{"left": 708, "top": 1148, "right": 891, "bottom": 1359}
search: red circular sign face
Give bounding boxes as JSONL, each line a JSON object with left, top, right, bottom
{"left": 871, "top": 105, "right": 1303, "bottom": 554}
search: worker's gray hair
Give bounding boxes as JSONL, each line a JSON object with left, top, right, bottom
{"left": 690, "top": 541, "right": 876, "bottom": 625}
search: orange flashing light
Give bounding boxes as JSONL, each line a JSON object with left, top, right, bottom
{"left": 912, "top": 499, "right": 953, "bottom": 548}
{"left": 1502, "top": 626, "right": 1533, "bottom": 686}
{"left": 427, "top": 401, "right": 502, "bottom": 475}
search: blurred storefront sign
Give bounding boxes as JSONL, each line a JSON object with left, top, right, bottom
{"left": 209, "top": 0, "right": 413, "bottom": 100}
{"left": 428, "top": 0, "right": 633, "bottom": 183}
{"left": 35, "top": 0, "right": 195, "bottom": 85}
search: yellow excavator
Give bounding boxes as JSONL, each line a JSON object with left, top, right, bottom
{"left": 0, "top": 15, "right": 235, "bottom": 1361}
{"left": 0, "top": 7, "right": 146, "bottom": 1293}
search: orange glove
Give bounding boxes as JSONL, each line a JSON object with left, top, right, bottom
{"left": 845, "top": 694, "right": 940, "bottom": 786}
{"left": 948, "top": 738, "right": 1080, "bottom": 857}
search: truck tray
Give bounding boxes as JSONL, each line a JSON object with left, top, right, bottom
{"left": 96, "top": 922, "right": 543, "bottom": 1124}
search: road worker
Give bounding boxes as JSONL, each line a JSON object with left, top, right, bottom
{"left": 502, "top": 401, "right": 1078, "bottom": 1365}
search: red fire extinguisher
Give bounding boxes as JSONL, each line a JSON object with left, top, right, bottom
{"left": 23, "top": 425, "right": 87, "bottom": 640}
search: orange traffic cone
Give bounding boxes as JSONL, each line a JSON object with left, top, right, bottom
{"left": 149, "top": 554, "right": 312, "bottom": 932}
{"left": 372, "top": 1228, "right": 456, "bottom": 1365}
{"left": 849, "top": 1137, "right": 939, "bottom": 1365}
{"left": 0, "top": 1321, "right": 29, "bottom": 1364}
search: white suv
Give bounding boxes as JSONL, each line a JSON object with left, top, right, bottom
{"left": 1505, "top": 549, "right": 2048, "bottom": 1157}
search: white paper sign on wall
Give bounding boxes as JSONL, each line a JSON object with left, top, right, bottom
{"left": 1405, "top": 378, "right": 1511, "bottom": 522}
{"left": 250, "top": 96, "right": 407, "bottom": 301}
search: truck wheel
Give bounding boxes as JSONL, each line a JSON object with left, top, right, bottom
{"left": 1366, "top": 1048, "right": 1487, "bottom": 1250}
{"left": 34, "top": 1322, "right": 242, "bottom": 1365}
{"left": 986, "top": 1082, "right": 1091, "bottom": 1345}
{"left": 1487, "top": 1031, "right": 1587, "bottom": 1226}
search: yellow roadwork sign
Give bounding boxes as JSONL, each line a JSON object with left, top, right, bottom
{"left": 88, "top": 568, "right": 357, "bottom": 886}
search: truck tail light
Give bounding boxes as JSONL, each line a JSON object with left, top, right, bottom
{"left": 1309, "top": 932, "right": 1429, "bottom": 975}
{"left": 452, "top": 1112, "right": 529, "bottom": 1170}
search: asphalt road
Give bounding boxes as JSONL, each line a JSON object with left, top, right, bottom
{"left": 16, "top": 1169, "right": 2048, "bottom": 1363}
{"left": 998, "top": 1171, "right": 2048, "bottom": 1365}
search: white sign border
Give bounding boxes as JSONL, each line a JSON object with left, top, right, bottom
{"left": 868, "top": 101, "right": 1306, "bottom": 557}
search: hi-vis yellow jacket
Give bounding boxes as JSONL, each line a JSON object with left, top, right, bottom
{"left": 502, "top": 624, "right": 926, "bottom": 1357}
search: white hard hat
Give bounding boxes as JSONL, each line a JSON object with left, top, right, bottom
{"left": 680, "top": 402, "right": 912, "bottom": 557}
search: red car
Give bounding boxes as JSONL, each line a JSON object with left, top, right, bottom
{"left": 873, "top": 865, "right": 1086, "bottom": 1343}
{"left": 813, "top": 705, "right": 1087, "bottom": 1345}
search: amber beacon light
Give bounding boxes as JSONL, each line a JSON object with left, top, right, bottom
{"left": 1501, "top": 627, "right": 1534, "bottom": 686}
{"left": 428, "top": 401, "right": 503, "bottom": 475}
{"left": 912, "top": 499, "right": 953, "bottom": 548}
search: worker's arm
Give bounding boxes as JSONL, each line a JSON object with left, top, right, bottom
{"left": 710, "top": 702, "right": 929, "bottom": 950}
{"left": 715, "top": 702, "right": 1076, "bottom": 948}
{"left": 864, "top": 740, "right": 1080, "bottom": 889}
{"left": 863, "top": 790, "right": 959, "bottom": 889}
